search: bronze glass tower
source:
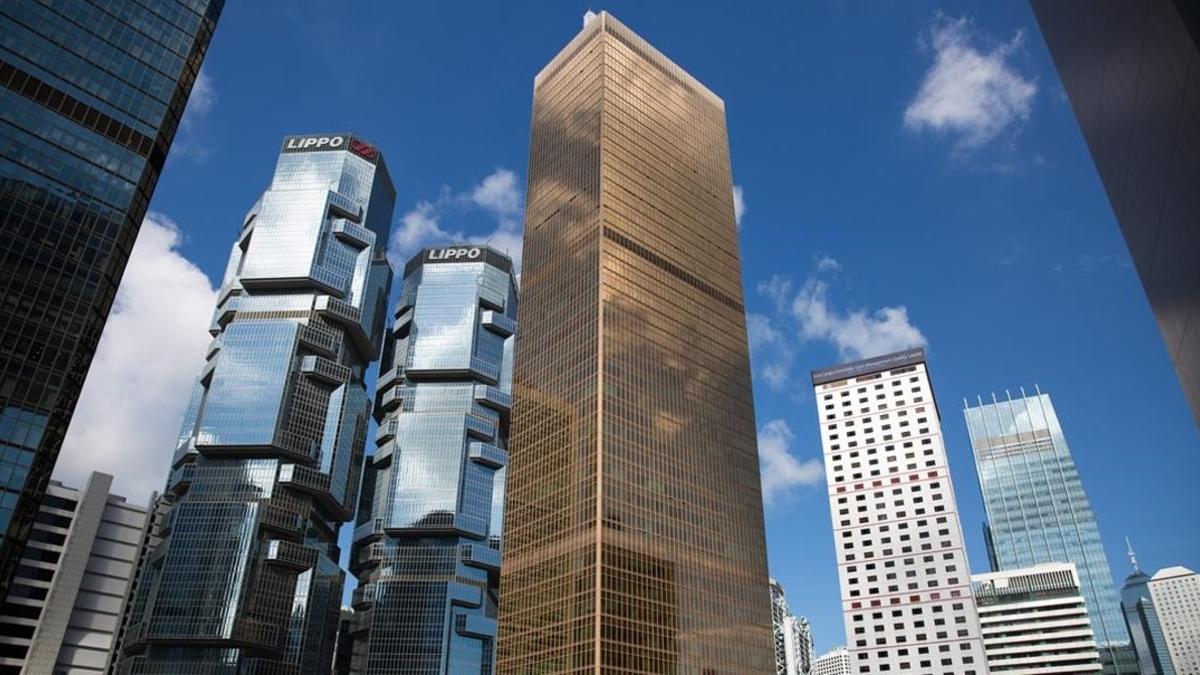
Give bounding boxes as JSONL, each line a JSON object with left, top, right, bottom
{"left": 497, "top": 12, "right": 774, "bottom": 673}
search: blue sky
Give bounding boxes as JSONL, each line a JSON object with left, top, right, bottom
{"left": 54, "top": 0, "right": 1198, "bottom": 655}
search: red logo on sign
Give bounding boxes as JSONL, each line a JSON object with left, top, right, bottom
{"left": 350, "top": 139, "right": 378, "bottom": 161}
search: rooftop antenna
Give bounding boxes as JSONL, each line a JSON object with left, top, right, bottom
{"left": 1126, "top": 537, "right": 1140, "bottom": 574}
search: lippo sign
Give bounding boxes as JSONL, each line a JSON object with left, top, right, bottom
{"left": 282, "top": 135, "right": 347, "bottom": 152}
{"left": 426, "top": 247, "right": 482, "bottom": 262}
{"left": 281, "top": 134, "right": 379, "bottom": 163}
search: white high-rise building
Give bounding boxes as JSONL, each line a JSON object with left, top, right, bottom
{"left": 771, "top": 577, "right": 816, "bottom": 674}
{"left": 972, "top": 562, "right": 1103, "bottom": 673}
{"left": 1148, "top": 566, "right": 1200, "bottom": 674}
{"left": 812, "top": 647, "right": 851, "bottom": 675}
{"left": 811, "top": 348, "right": 988, "bottom": 675}
{"left": 0, "top": 472, "right": 151, "bottom": 674}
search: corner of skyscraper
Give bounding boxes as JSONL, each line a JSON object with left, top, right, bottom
{"left": 496, "top": 11, "right": 775, "bottom": 673}
{"left": 113, "top": 133, "right": 395, "bottom": 674}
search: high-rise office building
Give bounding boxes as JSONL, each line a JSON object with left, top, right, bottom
{"left": 1029, "top": 0, "right": 1200, "bottom": 429}
{"left": 771, "top": 578, "right": 816, "bottom": 675}
{"left": 0, "top": 0, "right": 223, "bottom": 595}
{"left": 114, "top": 133, "right": 395, "bottom": 673}
{"left": 972, "top": 562, "right": 1104, "bottom": 674}
{"left": 1146, "top": 566, "right": 1200, "bottom": 674}
{"left": 348, "top": 244, "right": 516, "bottom": 673}
{"left": 965, "top": 388, "right": 1137, "bottom": 673}
{"left": 1121, "top": 543, "right": 1176, "bottom": 675}
{"left": 0, "top": 472, "right": 151, "bottom": 674}
{"left": 811, "top": 647, "right": 851, "bottom": 675}
{"left": 496, "top": 11, "right": 774, "bottom": 673}
{"left": 813, "top": 348, "right": 988, "bottom": 675}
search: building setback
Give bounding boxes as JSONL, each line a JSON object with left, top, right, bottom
{"left": 1029, "top": 0, "right": 1200, "bottom": 429}
{"left": 965, "top": 388, "right": 1137, "bottom": 674}
{"left": 114, "top": 133, "right": 395, "bottom": 673}
{"left": 0, "top": 472, "right": 150, "bottom": 674}
{"left": 972, "top": 562, "right": 1103, "bottom": 674}
{"left": 348, "top": 245, "right": 516, "bottom": 673}
{"left": 0, "top": 0, "right": 223, "bottom": 596}
{"left": 813, "top": 348, "right": 988, "bottom": 675}
{"left": 1146, "top": 566, "right": 1200, "bottom": 674}
{"left": 496, "top": 11, "right": 774, "bottom": 673}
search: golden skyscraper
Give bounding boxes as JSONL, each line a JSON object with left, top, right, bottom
{"left": 497, "top": 12, "right": 774, "bottom": 673}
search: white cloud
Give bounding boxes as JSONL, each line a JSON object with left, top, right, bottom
{"left": 904, "top": 16, "right": 1036, "bottom": 151}
{"left": 733, "top": 184, "right": 745, "bottom": 227}
{"left": 388, "top": 168, "right": 525, "bottom": 271}
{"left": 173, "top": 69, "right": 218, "bottom": 161}
{"left": 791, "top": 278, "right": 927, "bottom": 360}
{"left": 471, "top": 168, "right": 522, "bottom": 219}
{"left": 747, "top": 312, "right": 794, "bottom": 392}
{"left": 55, "top": 214, "right": 217, "bottom": 503}
{"left": 758, "top": 420, "right": 823, "bottom": 505}
{"left": 814, "top": 254, "right": 841, "bottom": 273}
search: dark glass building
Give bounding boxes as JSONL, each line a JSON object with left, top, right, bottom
{"left": 1030, "top": 0, "right": 1200, "bottom": 429}
{"left": 348, "top": 244, "right": 516, "bottom": 673}
{"left": 496, "top": 11, "right": 774, "bottom": 673}
{"left": 0, "top": 0, "right": 223, "bottom": 594}
{"left": 115, "top": 133, "right": 395, "bottom": 673}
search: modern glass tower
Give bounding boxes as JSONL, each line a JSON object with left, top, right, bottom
{"left": 964, "top": 388, "right": 1136, "bottom": 674}
{"left": 115, "top": 133, "right": 395, "bottom": 673}
{"left": 348, "top": 244, "right": 516, "bottom": 673}
{"left": 496, "top": 11, "right": 774, "bottom": 673}
{"left": 0, "top": 0, "right": 223, "bottom": 595}
{"left": 1120, "top": 543, "right": 1175, "bottom": 675}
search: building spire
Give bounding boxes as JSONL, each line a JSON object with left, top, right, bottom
{"left": 1126, "top": 537, "right": 1141, "bottom": 574}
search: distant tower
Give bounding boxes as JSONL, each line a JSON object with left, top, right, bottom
{"left": 965, "top": 388, "right": 1137, "bottom": 674}
{"left": 1120, "top": 540, "right": 1175, "bottom": 674}
{"left": 812, "top": 348, "right": 987, "bottom": 674}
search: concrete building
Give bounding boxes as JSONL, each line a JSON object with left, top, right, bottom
{"left": 813, "top": 348, "right": 988, "bottom": 675}
{"left": 771, "top": 578, "right": 816, "bottom": 675}
{"left": 1121, "top": 541, "right": 1175, "bottom": 675}
{"left": 1147, "top": 566, "right": 1200, "bottom": 674}
{"left": 972, "top": 562, "right": 1103, "bottom": 674}
{"left": 812, "top": 647, "right": 851, "bottom": 675}
{"left": 0, "top": 472, "right": 150, "bottom": 674}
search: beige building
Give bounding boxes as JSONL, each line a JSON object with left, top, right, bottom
{"left": 1148, "top": 566, "right": 1200, "bottom": 674}
{"left": 496, "top": 10, "right": 773, "bottom": 673}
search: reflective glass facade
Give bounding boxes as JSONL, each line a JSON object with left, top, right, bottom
{"left": 0, "top": 0, "right": 222, "bottom": 595}
{"left": 1030, "top": 0, "right": 1200, "bottom": 429}
{"left": 496, "top": 12, "right": 774, "bottom": 673}
{"left": 115, "top": 134, "right": 395, "bottom": 674}
{"left": 964, "top": 390, "right": 1136, "bottom": 673}
{"left": 347, "top": 245, "right": 516, "bottom": 674}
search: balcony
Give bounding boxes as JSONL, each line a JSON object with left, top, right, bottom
{"left": 314, "top": 295, "right": 374, "bottom": 357}
{"left": 353, "top": 518, "right": 385, "bottom": 543}
{"left": 459, "top": 542, "right": 501, "bottom": 571}
{"left": 297, "top": 323, "right": 338, "bottom": 358}
{"left": 332, "top": 219, "right": 373, "bottom": 249}
{"left": 299, "top": 355, "right": 350, "bottom": 385}
{"left": 480, "top": 310, "right": 515, "bottom": 338}
{"left": 263, "top": 539, "right": 318, "bottom": 571}
{"left": 473, "top": 385, "right": 512, "bottom": 416}
{"left": 326, "top": 190, "right": 363, "bottom": 223}
{"left": 468, "top": 442, "right": 507, "bottom": 470}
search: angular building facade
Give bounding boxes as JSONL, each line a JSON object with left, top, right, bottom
{"left": 972, "top": 562, "right": 1104, "bottom": 674}
{"left": 813, "top": 348, "right": 988, "bottom": 675}
{"left": 0, "top": 472, "right": 150, "bottom": 674}
{"left": 115, "top": 133, "right": 395, "bottom": 673}
{"left": 965, "top": 388, "right": 1137, "bottom": 673}
{"left": 348, "top": 245, "right": 516, "bottom": 673}
{"left": 0, "top": 0, "right": 223, "bottom": 595}
{"left": 496, "top": 11, "right": 775, "bottom": 673}
{"left": 770, "top": 578, "right": 815, "bottom": 675}
{"left": 1029, "top": 0, "right": 1200, "bottom": 429}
